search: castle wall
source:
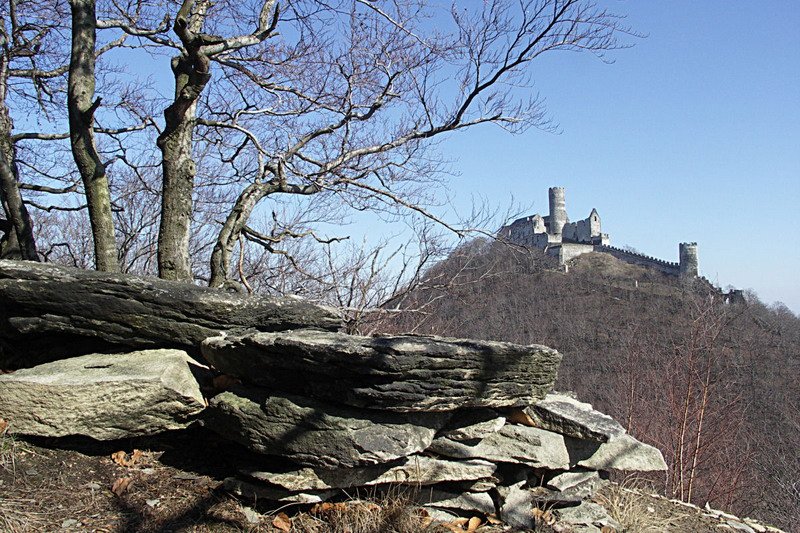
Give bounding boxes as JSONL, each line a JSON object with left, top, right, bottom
{"left": 558, "top": 243, "right": 596, "bottom": 263}
{"left": 594, "top": 245, "right": 682, "bottom": 277}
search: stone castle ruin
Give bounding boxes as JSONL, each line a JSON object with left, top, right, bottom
{"left": 499, "top": 187, "right": 700, "bottom": 279}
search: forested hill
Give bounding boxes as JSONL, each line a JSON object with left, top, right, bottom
{"left": 381, "top": 239, "right": 800, "bottom": 531}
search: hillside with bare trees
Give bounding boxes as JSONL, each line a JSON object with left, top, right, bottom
{"left": 381, "top": 240, "right": 800, "bottom": 531}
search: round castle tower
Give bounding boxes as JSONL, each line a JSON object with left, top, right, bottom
{"left": 679, "top": 242, "right": 699, "bottom": 278}
{"left": 548, "top": 187, "right": 567, "bottom": 236}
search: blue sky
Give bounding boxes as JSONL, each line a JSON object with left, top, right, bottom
{"left": 436, "top": 1, "right": 800, "bottom": 312}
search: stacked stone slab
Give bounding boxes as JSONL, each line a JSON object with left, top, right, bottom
{"left": 0, "top": 260, "right": 667, "bottom": 532}
{"left": 201, "top": 331, "right": 666, "bottom": 532}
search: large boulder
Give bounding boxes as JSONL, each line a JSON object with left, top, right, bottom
{"left": 201, "top": 329, "right": 561, "bottom": 412}
{"left": 0, "top": 349, "right": 206, "bottom": 439}
{"left": 0, "top": 260, "right": 341, "bottom": 368}
{"left": 205, "top": 388, "right": 449, "bottom": 468}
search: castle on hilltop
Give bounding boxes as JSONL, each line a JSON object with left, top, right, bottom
{"left": 499, "top": 187, "right": 700, "bottom": 279}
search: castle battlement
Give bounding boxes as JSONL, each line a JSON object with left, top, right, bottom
{"left": 499, "top": 187, "right": 699, "bottom": 279}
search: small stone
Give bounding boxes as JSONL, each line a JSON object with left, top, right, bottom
{"left": 553, "top": 501, "right": 621, "bottom": 529}
{"left": 725, "top": 521, "right": 757, "bottom": 533}
{"left": 61, "top": 519, "right": 80, "bottom": 529}
{"left": 145, "top": 498, "right": 160, "bottom": 508}
{"left": 546, "top": 470, "right": 601, "bottom": 492}
{"left": 85, "top": 482, "right": 101, "bottom": 490}
{"left": 223, "top": 477, "right": 335, "bottom": 503}
{"left": 241, "top": 506, "right": 261, "bottom": 524}
{"left": 423, "top": 490, "right": 496, "bottom": 515}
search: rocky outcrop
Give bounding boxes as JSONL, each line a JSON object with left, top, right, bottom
{"left": 0, "top": 349, "right": 206, "bottom": 439}
{"left": 201, "top": 329, "right": 561, "bottom": 412}
{"left": 0, "top": 265, "right": 679, "bottom": 532}
{"left": 0, "top": 260, "right": 341, "bottom": 368}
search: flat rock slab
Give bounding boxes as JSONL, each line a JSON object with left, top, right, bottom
{"left": 498, "top": 481, "right": 536, "bottom": 530}
{"left": 428, "top": 425, "right": 571, "bottom": 470}
{"left": 423, "top": 489, "right": 496, "bottom": 515}
{"left": 0, "top": 349, "right": 206, "bottom": 439}
{"left": 525, "top": 392, "right": 625, "bottom": 443}
{"left": 567, "top": 433, "right": 667, "bottom": 472}
{"left": 439, "top": 409, "right": 506, "bottom": 441}
{"left": 206, "top": 388, "right": 449, "bottom": 468}
{"left": 201, "top": 329, "right": 561, "bottom": 412}
{"left": 241, "top": 455, "right": 496, "bottom": 491}
{"left": 0, "top": 260, "right": 341, "bottom": 368}
{"left": 223, "top": 477, "right": 336, "bottom": 504}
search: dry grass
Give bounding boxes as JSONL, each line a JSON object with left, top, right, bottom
{"left": 593, "top": 478, "right": 690, "bottom": 533}
{"left": 289, "top": 489, "right": 448, "bottom": 533}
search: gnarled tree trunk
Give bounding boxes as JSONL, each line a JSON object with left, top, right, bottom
{"left": 0, "top": 58, "right": 37, "bottom": 261}
{"left": 156, "top": 0, "right": 211, "bottom": 281}
{"left": 68, "top": 0, "right": 119, "bottom": 272}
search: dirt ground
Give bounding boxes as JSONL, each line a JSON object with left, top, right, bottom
{"left": 0, "top": 426, "right": 759, "bottom": 533}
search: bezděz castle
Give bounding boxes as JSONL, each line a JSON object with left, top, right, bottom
{"left": 499, "top": 187, "right": 700, "bottom": 279}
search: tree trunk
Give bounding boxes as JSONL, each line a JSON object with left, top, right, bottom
{"left": 156, "top": 0, "right": 211, "bottom": 282}
{"left": 0, "top": 60, "right": 38, "bottom": 261}
{"left": 209, "top": 181, "right": 276, "bottom": 288}
{"left": 68, "top": 0, "right": 119, "bottom": 272}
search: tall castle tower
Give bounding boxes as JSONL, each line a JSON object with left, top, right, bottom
{"left": 679, "top": 242, "right": 699, "bottom": 278}
{"left": 548, "top": 187, "right": 567, "bottom": 237}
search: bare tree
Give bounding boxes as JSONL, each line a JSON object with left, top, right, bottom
{"left": 0, "top": 0, "right": 69, "bottom": 260}
{"left": 68, "top": 0, "right": 119, "bottom": 271}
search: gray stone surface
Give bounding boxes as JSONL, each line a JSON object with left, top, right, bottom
{"left": 201, "top": 329, "right": 561, "bottom": 412}
{"left": 439, "top": 409, "right": 506, "bottom": 441}
{"left": 0, "top": 260, "right": 341, "bottom": 368}
{"left": 0, "top": 350, "right": 206, "bottom": 439}
{"left": 553, "top": 501, "right": 621, "bottom": 529}
{"left": 525, "top": 392, "right": 625, "bottom": 443}
{"left": 428, "top": 425, "right": 571, "bottom": 469}
{"left": 546, "top": 470, "right": 601, "bottom": 492}
{"left": 241, "top": 456, "right": 496, "bottom": 491}
{"left": 423, "top": 489, "right": 495, "bottom": 515}
{"left": 497, "top": 481, "right": 535, "bottom": 530}
{"left": 569, "top": 433, "right": 667, "bottom": 472}
{"left": 222, "top": 477, "right": 335, "bottom": 503}
{"left": 205, "top": 388, "right": 448, "bottom": 468}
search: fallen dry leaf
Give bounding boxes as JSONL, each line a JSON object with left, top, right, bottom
{"left": 111, "top": 449, "right": 144, "bottom": 467}
{"left": 111, "top": 477, "right": 132, "bottom": 496}
{"left": 467, "top": 516, "right": 481, "bottom": 531}
{"left": 485, "top": 514, "right": 502, "bottom": 525}
{"left": 601, "top": 527, "right": 617, "bottom": 533}
{"left": 0, "top": 418, "right": 8, "bottom": 434}
{"left": 506, "top": 407, "right": 536, "bottom": 426}
{"left": 272, "top": 512, "right": 292, "bottom": 532}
